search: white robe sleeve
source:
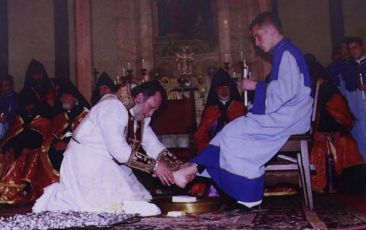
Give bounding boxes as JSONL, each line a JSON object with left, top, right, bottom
{"left": 96, "top": 98, "right": 132, "bottom": 163}
{"left": 141, "top": 117, "right": 166, "bottom": 159}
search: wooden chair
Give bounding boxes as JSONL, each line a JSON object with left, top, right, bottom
{"left": 265, "top": 80, "right": 320, "bottom": 209}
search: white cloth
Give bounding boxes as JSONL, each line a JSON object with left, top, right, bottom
{"left": 33, "top": 94, "right": 165, "bottom": 214}
{"left": 210, "top": 51, "right": 313, "bottom": 179}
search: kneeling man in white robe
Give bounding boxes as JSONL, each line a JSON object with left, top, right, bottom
{"left": 33, "top": 81, "right": 195, "bottom": 216}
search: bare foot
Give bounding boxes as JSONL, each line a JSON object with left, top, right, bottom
{"left": 173, "top": 164, "right": 198, "bottom": 188}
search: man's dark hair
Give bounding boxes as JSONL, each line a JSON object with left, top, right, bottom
{"left": 347, "top": 36, "right": 364, "bottom": 46}
{"left": 0, "top": 74, "right": 14, "bottom": 86}
{"left": 249, "top": 11, "right": 283, "bottom": 33}
{"left": 131, "top": 80, "right": 167, "bottom": 104}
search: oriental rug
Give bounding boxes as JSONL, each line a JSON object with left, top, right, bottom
{"left": 1, "top": 194, "right": 366, "bottom": 229}
{"left": 111, "top": 195, "right": 366, "bottom": 230}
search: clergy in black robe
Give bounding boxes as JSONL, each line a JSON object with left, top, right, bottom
{"left": 91, "top": 72, "right": 117, "bottom": 106}
{"left": 48, "top": 81, "right": 89, "bottom": 171}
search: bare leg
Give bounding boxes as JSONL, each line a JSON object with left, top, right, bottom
{"left": 173, "top": 163, "right": 198, "bottom": 188}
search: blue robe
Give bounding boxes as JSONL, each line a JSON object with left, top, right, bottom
{"left": 192, "top": 39, "right": 313, "bottom": 205}
{"left": 327, "top": 56, "right": 366, "bottom": 160}
{"left": 0, "top": 91, "right": 17, "bottom": 138}
{"left": 327, "top": 60, "right": 355, "bottom": 92}
{"left": 348, "top": 57, "right": 366, "bottom": 160}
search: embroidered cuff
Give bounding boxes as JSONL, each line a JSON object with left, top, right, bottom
{"left": 126, "top": 150, "right": 156, "bottom": 174}
{"left": 156, "top": 149, "right": 183, "bottom": 172}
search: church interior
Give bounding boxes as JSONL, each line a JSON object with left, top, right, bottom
{"left": 0, "top": 0, "right": 366, "bottom": 229}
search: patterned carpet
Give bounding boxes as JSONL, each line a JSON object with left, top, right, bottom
{"left": 111, "top": 195, "right": 366, "bottom": 230}
{"left": 0, "top": 194, "right": 366, "bottom": 229}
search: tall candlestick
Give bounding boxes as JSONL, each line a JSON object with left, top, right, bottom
{"left": 360, "top": 73, "right": 365, "bottom": 100}
{"left": 243, "top": 60, "right": 248, "bottom": 107}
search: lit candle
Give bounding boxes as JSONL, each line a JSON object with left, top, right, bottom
{"left": 224, "top": 53, "right": 229, "bottom": 63}
{"left": 240, "top": 51, "right": 243, "bottom": 62}
{"left": 243, "top": 60, "right": 248, "bottom": 107}
{"left": 360, "top": 73, "right": 365, "bottom": 100}
{"left": 142, "top": 59, "right": 145, "bottom": 69}
{"left": 127, "top": 62, "right": 131, "bottom": 70}
{"left": 122, "top": 68, "right": 126, "bottom": 77}
{"left": 243, "top": 60, "right": 248, "bottom": 78}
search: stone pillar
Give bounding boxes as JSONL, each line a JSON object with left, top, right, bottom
{"left": 0, "top": 0, "right": 8, "bottom": 76}
{"left": 139, "top": 0, "right": 154, "bottom": 76}
{"left": 258, "top": 0, "right": 272, "bottom": 12}
{"left": 243, "top": 0, "right": 272, "bottom": 80}
{"left": 258, "top": 0, "right": 273, "bottom": 78}
{"left": 116, "top": 0, "right": 137, "bottom": 76}
{"left": 54, "top": 0, "right": 70, "bottom": 81}
{"left": 75, "top": 0, "right": 93, "bottom": 102}
{"left": 329, "top": 0, "right": 345, "bottom": 48}
{"left": 217, "top": 0, "right": 231, "bottom": 64}
{"left": 116, "top": 0, "right": 154, "bottom": 81}
{"left": 217, "top": 0, "right": 272, "bottom": 80}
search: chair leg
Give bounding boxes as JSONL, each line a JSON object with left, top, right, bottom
{"left": 297, "top": 152, "right": 308, "bottom": 207}
{"left": 300, "top": 140, "right": 314, "bottom": 209}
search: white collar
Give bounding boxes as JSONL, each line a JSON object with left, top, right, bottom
{"left": 356, "top": 55, "right": 366, "bottom": 64}
{"left": 220, "top": 99, "right": 229, "bottom": 105}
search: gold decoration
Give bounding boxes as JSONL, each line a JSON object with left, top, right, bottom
{"left": 176, "top": 46, "right": 194, "bottom": 76}
{"left": 160, "top": 77, "right": 170, "bottom": 90}
{"left": 116, "top": 84, "right": 135, "bottom": 109}
{"left": 126, "top": 150, "right": 156, "bottom": 174}
{"left": 153, "top": 196, "right": 221, "bottom": 214}
{"left": 157, "top": 149, "right": 183, "bottom": 172}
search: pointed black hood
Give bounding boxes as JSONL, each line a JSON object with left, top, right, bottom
{"left": 55, "top": 80, "right": 91, "bottom": 113}
{"left": 91, "top": 72, "right": 116, "bottom": 106}
{"left": 205, "top": 68, "right": 241, "bottom": 107}
{"left": 23, "top": 59, "right": 52, "bottom": 89}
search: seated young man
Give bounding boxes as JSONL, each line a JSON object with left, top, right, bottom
{"left": 173, "top": 11, "right": 313, "bottom": 208}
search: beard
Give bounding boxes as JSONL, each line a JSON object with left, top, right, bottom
{"left": 132, "top": 103, "right": 145, "bottom": 121}
{"left": 62, "top": 103, "right": 73, "bottom": 111}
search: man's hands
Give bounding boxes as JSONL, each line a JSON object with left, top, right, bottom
{"left": 0, "top": 113, "right": 6, "bottom": 123}
{"left": 240, "top": 79, "right": 258, "bottom": 91}
{"left": 358, "top": 83, "right": 366, "bottom": 91}
{"left": 153, "top": 161, "right": 175, "bottom": 186}
{"left": 153, "top": 161, "right": 197, "bottom": 187}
